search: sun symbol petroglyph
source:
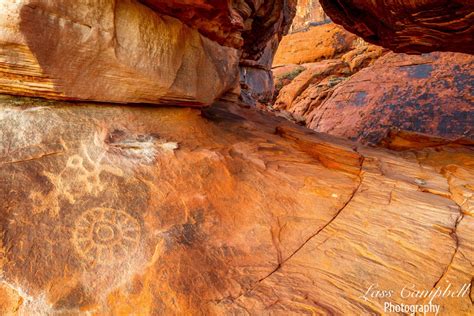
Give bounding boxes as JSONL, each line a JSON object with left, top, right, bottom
{"left": 72, "top": 208, "right": 141, "bottom": 265}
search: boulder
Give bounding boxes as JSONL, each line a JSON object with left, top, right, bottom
{"left": 0, "top": 0, "right": 298, "bottom": 106}
{"left": 273, "top": 23, "right": 357, "bottom": 65}
{"left": 274, "top": 59, "right": 346, "bottom": 111}
{"left": 306, "top": 52, "right": 474, "bottom": 144}
{"left": 0, "top": 94, "right": 473, "bottom": 314}
{"left": 272, "top": 41, "right": 384, "bottom": 122}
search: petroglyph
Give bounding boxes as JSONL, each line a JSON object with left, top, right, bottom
{"left": 103, "top": 129, "right": 178, "bottom": 164}
{"left": 72, "top": 208, "right": 141, "bottom": 265}
{"left": 33, "top": 143, "right": 125, "bottom": 211}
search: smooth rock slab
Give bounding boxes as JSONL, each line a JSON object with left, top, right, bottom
{"left": 0, "top": 94, "right": 472, "bottom": 314}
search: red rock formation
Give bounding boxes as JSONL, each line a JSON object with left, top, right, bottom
{"left": 273, "top": 23, "right": 358, "bottom": 65}
{"left": 0, "top": 0, "right": 297, "bottom": 106}
{"left": 141, "top": 1, "right": 299, "bottom": 106}
{"left": 290, "top": 0, "right": 329, "bottom": 33}
{"left": 271, "top": 27, "right": 384, "bottom": 124}
{"left": 271, "top": 19, "right": 472, "bottom": 145}
{"left": 320, "top": 0, "right": 474, "bottom": 54}
{"left": 0, "top": 1, "right": 473, "bottom": 314}
{"left": 0, "top": 0, "right": 240, "bottom": 105}
{"left": 141, "top": 0, "right": 297, "bottom": 60}
{"left": 0, "top": 94, "right": 473, "bottom": 314}
{"left": 140, "top": 0, "right": 246, "bottom": 48}
{"left": 306, "top": 52, "right": 474, "bottom": 144}
{"left": 238, "top": 0, "right": 297, "bottom": 105}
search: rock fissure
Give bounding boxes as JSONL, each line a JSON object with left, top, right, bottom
{"left": 417, "top": 212, "right": 463, "bottom": 305}
{"left": 242, "top": 156, "right": 366, "bottom": 297}
{"left": 412, "top": 152, "right": 470, "bottom": 307}
{"left": 0, "top": 151, "right": 64, "bottom": 166}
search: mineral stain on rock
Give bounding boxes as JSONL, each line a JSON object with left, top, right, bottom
{"left": 353, "top": 91, "right": 368, "bottom": 106}
{"left": 401, "top": 63, "right": 434, "bottom": 79}
{"left": 104, "top": 128, "right": 178, "bottom": 164}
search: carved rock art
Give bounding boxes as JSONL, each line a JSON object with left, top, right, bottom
{"left": 72, "top": 208, "right": 141, "bottom": 266}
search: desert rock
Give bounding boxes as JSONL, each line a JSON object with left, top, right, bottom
{"left": 273, "top": 23, "right": 358, "bottom": 65}
{"left": 0, "top": 94, "right": 473, "bottom": 314}
{"left": 320, "top": 0, "right": 474, "bottom": 54}
{"left": 289, "top": 0, "right": 329, "bottom": 33}
{"left": 0, "top": 0, "right": 240, "bottom": 106}
{"left": 306, "top": 52, "right": 474, "bottom": 144}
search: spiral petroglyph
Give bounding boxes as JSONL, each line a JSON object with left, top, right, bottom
{"left": 72, "top": 208, "right": 141, "bottom": 265}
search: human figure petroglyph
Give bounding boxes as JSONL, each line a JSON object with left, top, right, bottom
{"left": 31, "top": 142, "right": 124, "bottom": 211}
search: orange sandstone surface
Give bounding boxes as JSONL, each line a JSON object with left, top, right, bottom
{"left": 0, "top": 94, "right": 472, "bottom": 314}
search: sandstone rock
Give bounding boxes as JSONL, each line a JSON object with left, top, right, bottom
{"left": 0, "top": 0, "right": 240, "bottom": 106}
{"left": 0, "top": 93, "right": 473, "bottom": 314}
{"left": 306, "top": 52, "right": 474, "bottom": 144}
{"left": 273, "top": 23, "right": 357, "bottom": 65}
{"left": 240, "top": 66, "right": 275, "bottom": 105}
{"left": 237, "top": 1, "right": 297, "bottom": 105}
{"left": 320, "top": 0, "right": 474, "bottom": 54}
{"left": 239, "top": 35, "right": 281, "bottom": 105}
{"left": 289, "top": 0, "right": 329, "bottom": 33}
{"left": 141, "top": 0, "right": 247, "bottom": 48}
{"left": 141, "top": 0, "right": 299, "bottom": 107}
{"left": 239, "top": 0, "right": 297, "bottom": 63}
{"left": 380, "top": 130, "right": 474, "bottom": 152}
{"left": 272, "top": 41, "right": 384, "bottom": 121}
{"left": 272, "top": 64, "right": 306, "bottom": 102}
{"left": 341, "top": 43, "right": 385, "bottom": 72}
{"left": 273, "top": 59, "right": 345, "bottom": 111}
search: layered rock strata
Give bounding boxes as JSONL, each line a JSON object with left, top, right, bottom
{"left": 0, "top": 0, "right": 297, "bottom": 106}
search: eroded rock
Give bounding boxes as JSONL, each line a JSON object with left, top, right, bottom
{"left": 306, "top": 52, "right": 474, "bottom": 144}
{"left": 0, "top": 0, "right": 240, "bottom": 106}
{"left": 289, "top": 0, "right": 329, "bottom": 33}
{"left": 0, "top": 94, "right": 472, "bottom": 314}
{"left": 320, "top": 0, "right": 474, "bottom": 54}
{"left": 273, "top": 23, "right": 358, "bottom": 65}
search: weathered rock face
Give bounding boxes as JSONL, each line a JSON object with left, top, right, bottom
{"left": 0, "top": 94, "right": 473, "bottom": 314}
{"left": 141, "top": 0, "right": 297, "bottom": 62}
{"left": 273, "top": 23, "right": 358, "bottom": 65}
{"left": 306, "top": 52, "right": 474, "bottom": 144}
{"left": 0, "top": 0, "right": 297, "bottom": 106}
{"left": 0, "top": 0, "right": 240, "bottom": 105}
{"left": 290, "top": 0, "right": 329, "bottom": 33}
{"left": 237, "top": 0, "right": 297, "bottom": 105}
{"left": 140, "top": 0, "right": 246, "bottom": 48}
{"left": 320, "top": 0, "right": 474, "bottom": 54}
{"left": 271, "top": 19, "right": 473, "bottom": 145}
{"left": 133, "top": 0, "right": 299, "bottom": 106}
{"left": 270, "top": 22, "right": 384, "bottom": 115}
{"left": 271, "top": 28, "right": 384, "bottom": 124}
